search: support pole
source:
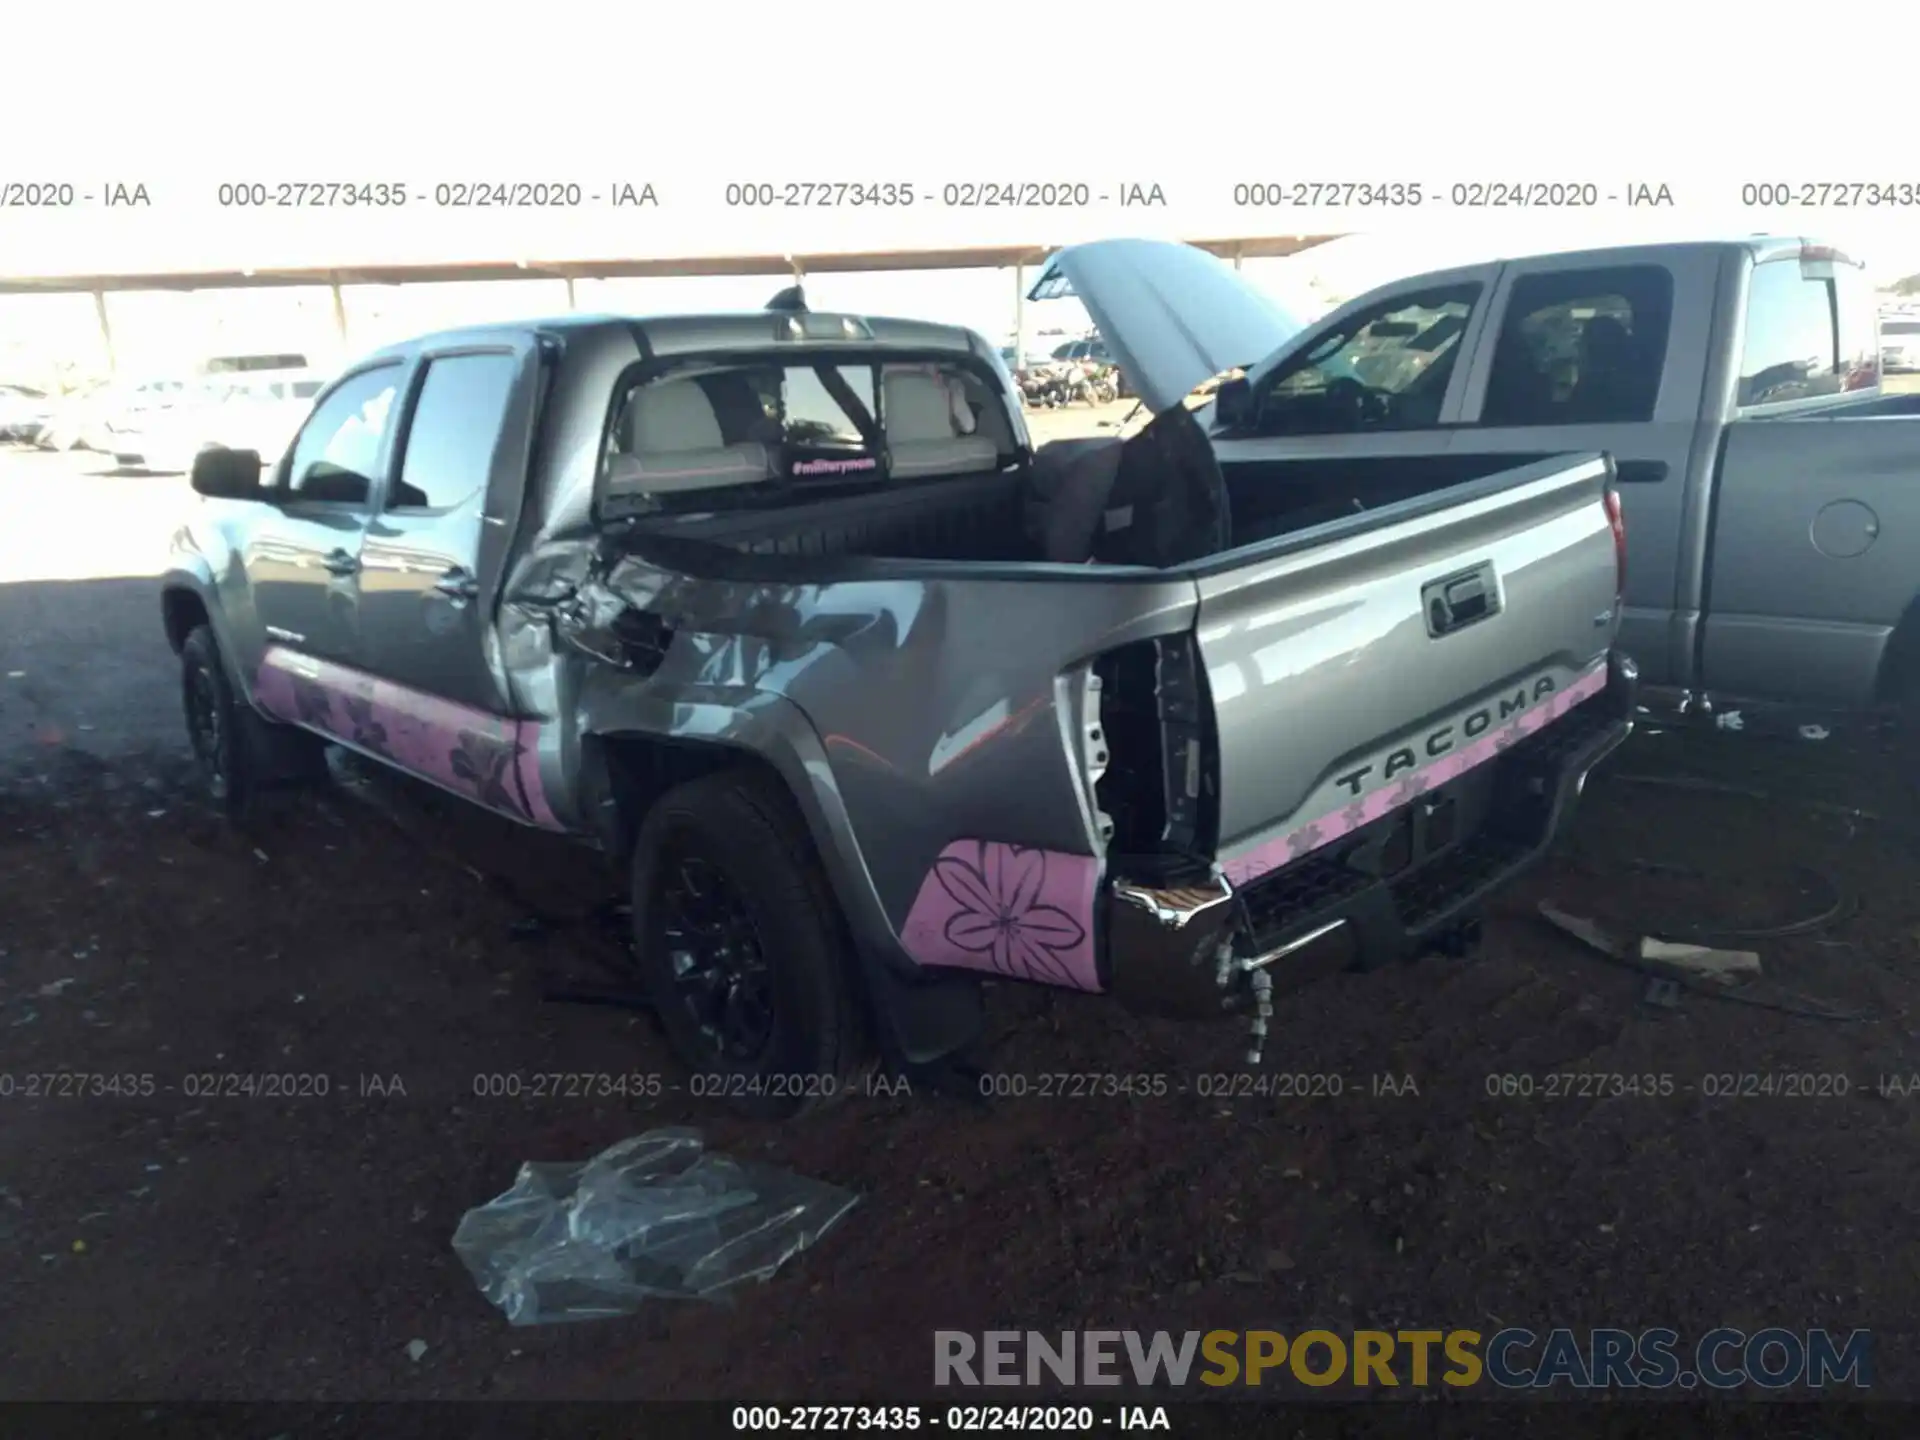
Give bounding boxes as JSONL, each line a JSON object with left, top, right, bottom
{"left": 1013, "top": 262, "right": 1026, "bottom": 355}
{"left": 331, "top": 280, "right": 349, "bottom": 342}
{"left": 92, "top": 289, "right": 116, "bottom": 374}
{"left": 565, "top": 276, "right": 577, "bottom": 311}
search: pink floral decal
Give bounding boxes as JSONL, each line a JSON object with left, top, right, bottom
{"left": 900, "top": 840, "right": 1102, "bottom": 992}
{"left": 252, "top": 647, "right": 563, "bottom": 831}
{"left": 935, "top": 842, "right": 1087, "bottom": 984}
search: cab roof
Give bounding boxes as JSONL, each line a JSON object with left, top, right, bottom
{"left": 358, "top": 310, "right": 994, "bottom": 367}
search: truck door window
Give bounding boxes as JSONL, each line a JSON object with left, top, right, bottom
{"left": 1481, "top": 266, "right": 1674, "bottom": 426}
{"left": 283, "top": 366, "right": 400, "bottom": 506}
{"left": 1737, "top": 258, "right": 1845, "bottom": 407}
{"left": 389, "top": 352, "right": 518, "bottom": 511}
{"left": 1832, "top": 261, "right": 1881, "bottom": 392}
{"left": 1253, "top": 286, "right": 1480, "bottom": 435}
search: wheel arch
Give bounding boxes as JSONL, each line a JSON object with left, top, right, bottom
{"left": 1875, "top": 590, "right": 1920, "bottom": 704}
{"left": 577, "top": 709, "right": 985, "bottom": 1066}
{"left": 161, "top": 584, "right": 212, "bottom": 654}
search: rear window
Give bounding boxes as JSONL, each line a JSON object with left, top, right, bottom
{"left": 601, "top": 357, "right": 1016, "bottom": 515}
{"left": 390, "top": 352, "right": 518, "bottom": 512}
{"left": 1481, "top": 265, "right": 1674, "bottom": 426}
{"left": 1884, "top": 319, "right": 1920, "bottom": 336}
{"left": 1737, "top": 253, "right": 1879, "bottom": 408}
{"left": 203, "top": 353, "right": 310, "bottom": 375}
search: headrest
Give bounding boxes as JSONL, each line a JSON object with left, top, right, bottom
{"left": 1581, "top": 316, "right": 1635, "bottom": 364}
{"left": 884, "top": 370, "right": 963, "bottom": 443}
{"left": 628, "top": 381, "right": 724, "bottom": 453}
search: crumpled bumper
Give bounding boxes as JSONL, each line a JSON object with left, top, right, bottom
{"left": 1104, "top": 651, "right": 1640, "bottom": 1019}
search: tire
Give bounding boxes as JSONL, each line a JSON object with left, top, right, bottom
{"left": 629, "top": 769, "right": 866, "bottom": 1120}
{"left": 180, "top": 625, "right": 328, "bottom": 817}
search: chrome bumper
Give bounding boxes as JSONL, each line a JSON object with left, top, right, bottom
{"left": 1103, "top": 651, "right": 1639, "bottom": 1019}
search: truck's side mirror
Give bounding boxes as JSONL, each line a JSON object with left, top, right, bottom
{"left": 190, "top": 447, "right": 267, "bottom": 500}
{"left": 1213, "top": 375, "right": 1256, "bottom": 431}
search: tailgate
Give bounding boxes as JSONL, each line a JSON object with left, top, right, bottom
{"left": 1193, "top": 452, "right": 1619, "bottom": 881}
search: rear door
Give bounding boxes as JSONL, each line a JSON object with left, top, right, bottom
{"left": 1701, "top": 249, "right": 1897, "bottom": 705}
{"left": 1448, "top": 246, "right": 1718, "bottom": 686}
{"left": 356, "top": 337, "right": 543, "bottom": 713}
{"left": 245, "top": 362, "right": 407, "bottom": 665}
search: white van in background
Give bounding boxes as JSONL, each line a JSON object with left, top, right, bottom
{"left": 110, "top": 354, "right": 330, "bottom": 473}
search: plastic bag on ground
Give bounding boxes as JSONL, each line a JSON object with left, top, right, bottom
{"left": 451, "top": 1127, "right": 859, "bottom": 1326}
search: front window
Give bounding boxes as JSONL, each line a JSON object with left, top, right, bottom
{"left": 601, "top": 356, "right": 1015, "bottom": 515}
{"left": 1253, "top": 286, "right": 1481, "bottom": 434}
{"left": 283, "top": 365, "right": 400, "bottom": 505}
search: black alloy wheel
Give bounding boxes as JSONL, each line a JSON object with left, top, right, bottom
{"left": 653, "top": 842, "right": 778, "bottom": 1063}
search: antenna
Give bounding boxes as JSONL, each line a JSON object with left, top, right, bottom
{"left": 765, "top": 284, "right": 808, "bottom": 313}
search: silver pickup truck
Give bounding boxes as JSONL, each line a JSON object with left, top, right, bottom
{"left": 1200, "top": 236, "right": 1920, "bottom": 741}
{"left": 159, "top": 240, "right": 1634, "bottom": 1116}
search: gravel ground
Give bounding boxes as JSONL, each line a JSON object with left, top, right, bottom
{"left": 3, "top": 441, "right": 1918, "bottom": 1404}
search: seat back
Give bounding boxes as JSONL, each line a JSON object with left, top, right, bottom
{"left": 610, "top": 379, "right": 772, "bottom": 496}
{"left": 882, "top": 369, "right": 998, "bottom": 480}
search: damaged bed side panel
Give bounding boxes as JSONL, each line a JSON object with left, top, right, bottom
{"left": 541, "top": 547, "right": 1198, "bottom": 986}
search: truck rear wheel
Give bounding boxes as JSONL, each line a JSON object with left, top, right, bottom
{"left": 629, "top": 770, "right": 865, "bottom": 1120}
{"left": 180, "top": 625, "right": 328, "bottom": 817}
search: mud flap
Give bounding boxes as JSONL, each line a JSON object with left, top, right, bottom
{"left": 857, "top": 957, "right": 985, "bottom": 1068}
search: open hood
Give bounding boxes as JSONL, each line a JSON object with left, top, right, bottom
{"left": 1026, "top": 239, "right": 1307, "bottom": 415}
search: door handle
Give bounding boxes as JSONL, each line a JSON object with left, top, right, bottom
{"left": 434, "top": 568, "right": 479, "bottom": 601}
{"left": 321, "top": 548, "right": 360, "bottom": 576}
{"left": 1615, "top": 459, "right": 1669, "bottom": 485}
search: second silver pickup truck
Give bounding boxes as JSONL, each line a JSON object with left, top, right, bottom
{"left": 160, "top": 241, "right": 1634, "bottom": 1114}
{"left": 1190, "top": 235, "right": 1920, "bottom": 742}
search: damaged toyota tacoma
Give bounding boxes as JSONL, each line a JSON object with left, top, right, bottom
{"left": 159, "top": 240, "right": 1636, "bottom": 1117}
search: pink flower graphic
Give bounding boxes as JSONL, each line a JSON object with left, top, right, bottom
{"left": 934, "top": 841, "right": 1087, "bottom": 985}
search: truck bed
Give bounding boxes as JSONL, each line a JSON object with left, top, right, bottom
{"left": 625, "top": 448, "right": 1580, "bottom": 568}
{"left": 612, "top": 443, "right": 1622, "bottom": 876}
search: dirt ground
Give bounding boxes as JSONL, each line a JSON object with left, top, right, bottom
{"left": 4, "top": 448, "right": 1920, "bottom": 1403}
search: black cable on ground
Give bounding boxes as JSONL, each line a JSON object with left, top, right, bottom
{"left": 1619, "top": 859, "right": 1855, "bottom": 942}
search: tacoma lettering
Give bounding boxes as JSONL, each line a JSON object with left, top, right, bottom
{"left": 1333, "top": 676, "right": 1559, "bottom": 797}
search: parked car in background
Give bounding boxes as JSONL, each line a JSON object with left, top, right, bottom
{"left": 0, "top": 384, "right": 53, "bottom": 442}
{"left": 110, "top": 367, "right": 327, "bottom": 472}
{"left": 1881, "top": 315, "right": 1920, "bottom": 372}
{"left": 1051, "top": 336, "right": 1111, "bottom": 366}
{"left": 161, "top": 257, "right": 1631, "bottom": 1115}
{"left": 35, "top": 381, "right": 114, "bottom": 451}
{"left": 92, "top": 378, "right": 192, "bottom": 455}
{"left": 1049, "top": 334, "right": 1133, "bottom": 398}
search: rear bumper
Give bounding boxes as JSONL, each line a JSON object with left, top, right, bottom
{"left": 1105, "top": 651, "right": 1639, "bottom": 1018}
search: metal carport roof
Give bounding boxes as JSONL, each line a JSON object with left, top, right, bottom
{"left": 0, "top": 235, "right": 1341, "bottom": 294}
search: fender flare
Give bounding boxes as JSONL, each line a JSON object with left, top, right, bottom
{"left": 159, "top": 560, "right": 266, "bottom": 714}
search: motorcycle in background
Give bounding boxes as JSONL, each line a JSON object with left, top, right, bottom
{"left": 1017, "top": 367, "right": 1067, "bottom": 408}
{"left": 1017, "top": 361, "right": 1118, "bottom": 409}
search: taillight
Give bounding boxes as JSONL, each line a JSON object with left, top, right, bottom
{"left": 1603, "top": 486, "right": 1627, "bottom": 597}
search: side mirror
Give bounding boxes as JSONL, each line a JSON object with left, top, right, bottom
{"left": 190, "top": 447, "right": 267, "bottom": 500}
{"left": 1213, "top": 375, "right": 1256, "bottom": 430}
